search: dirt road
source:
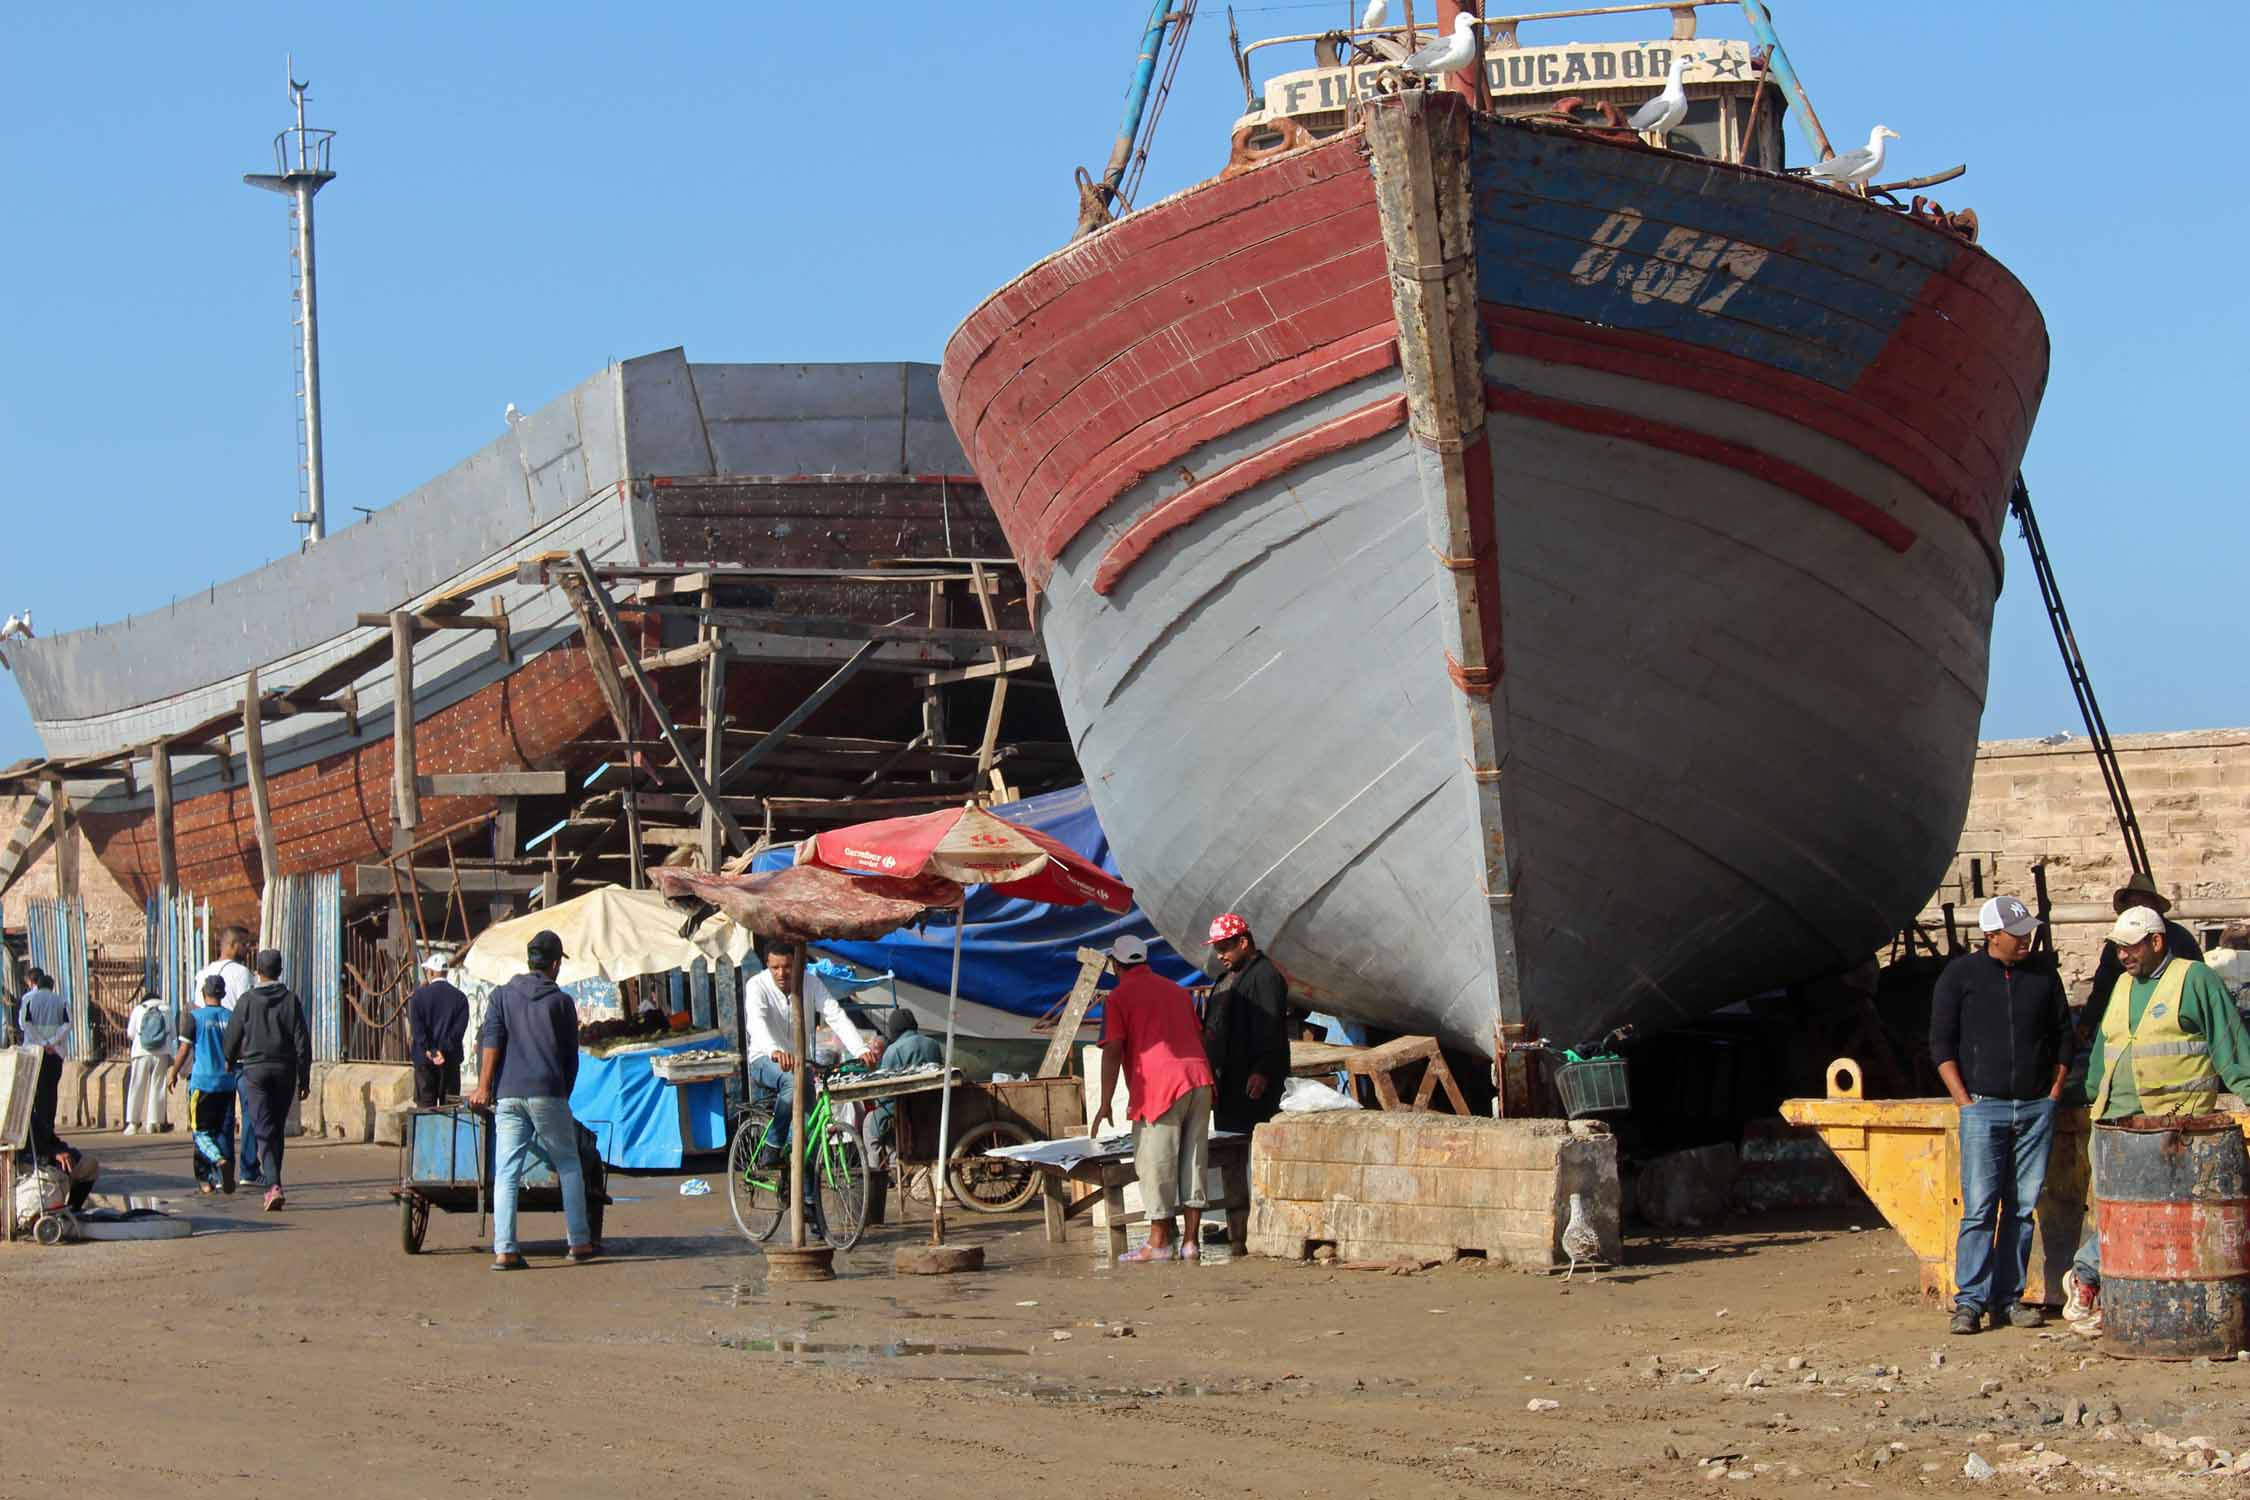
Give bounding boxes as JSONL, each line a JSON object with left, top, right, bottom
{"left": 5, "top": 1130, "right": 2246, "bottom": 1499}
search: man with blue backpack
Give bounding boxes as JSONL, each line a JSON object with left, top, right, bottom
{"left": 166, "top": 973, "right": 239, "bottom": 1195}
{"left": 124, "top": 990, "right": 174, "bottom": 1135}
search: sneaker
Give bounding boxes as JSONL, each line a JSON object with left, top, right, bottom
{"left": 222, "top": 1162, "right": 238, "bottom": 1195}
{"left": 2006, "top": 1303, "right": 2047, "bottom": 1330}
{"left": 262, "top": 1187, "right": 285, "bottom": 1212}
{"left": 2072, "top": 1308, "right": 2104, "bottom": 1339}
{"left": 122, "top": 1125, "right": 138, "bottom": 1136}
{"left": 1948, "top": 1308, "right": 1981, "bottom": 1335}
{"left": 2061, "top": 1269, "right": 2097, "bottom": 1324}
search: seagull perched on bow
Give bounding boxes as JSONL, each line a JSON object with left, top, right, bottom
{"left": 1562, "top": 1191, "right": 1603, "bottom": 1280}
{"left": 1359, "top": 0, "right": 1414, "bottom": 62}
{"left": 1805, "top": 124, "right": 1899, "bottom": 192}
{"left": 1402, "top": 10, "right": 1480, "bottom": 79}
{"left": 1362, "top": 0, "right": 1387, "bottom": 27}
{"left": 1626, "top": 53, "right": 1691, "bottom": 142}
{"left": 0, "top": 610, "right": 32, "bottom": 642}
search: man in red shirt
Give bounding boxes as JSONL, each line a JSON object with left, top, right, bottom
{"left": 1091, "top": 934, "right": 1216, "bottom": 1263}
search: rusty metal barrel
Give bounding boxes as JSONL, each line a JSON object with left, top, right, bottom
{"left": 2093, "top": 1114, "right": 2250, "bottom": 1360}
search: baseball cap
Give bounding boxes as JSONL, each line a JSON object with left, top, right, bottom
{"left": 527, "top": 930, "right": 566, "bottom": 965}
{"left": 1109, "top": 934, "right": 1148, "bottom": 966}
{"left": 1977, "top": 896, "right": 2038, "bottom": 938}
{"left": 421, "top": 951, "right": 453, "bottom": 973}
{"left": 2107, "top": 906, "right": 2165, "bottom": 946}
{"left": 1208, "top": 912, "right": 1250, "bottom": 944}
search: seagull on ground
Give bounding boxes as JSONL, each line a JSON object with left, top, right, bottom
{"left": 1626, "top": 54, "right": 1691, "bottom": 140}
{"left": 1805, "top": 124, "right": 1899, "bottom": 192}
{"left": 0, "top": 611, "right": 33, "bottom": 642}
{"left": 1562, "top": 1191, "right": 1602, "bottom": 1281}
{"left": 1403, "top": 11, "right": 1480, "bottom": 79}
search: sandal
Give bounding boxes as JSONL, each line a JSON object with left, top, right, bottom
{"left": 491, "top": 1253, "right": 528, "bottom": 1271}
{"left": 1117, "top": 1243, "right": 1178, "bottom": 1263}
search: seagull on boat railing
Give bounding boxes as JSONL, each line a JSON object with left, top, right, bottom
{"left": 1403, "top": 10, "right": 1480, "bottom": 79}
{"left": 1360, "top": 0, "right": 1413, "bottom": 62}
{"left": 1805, "top": 124, "right": 1899, "bottom": 192}
{"left": 0, "top": 611, "right": 32, "bottom": 642}
{"left": 1626, "top": 53, "right": 1691, "bottom": 141}
{"left": 1362, "top": 0, "right": 1386, "bottom": 28}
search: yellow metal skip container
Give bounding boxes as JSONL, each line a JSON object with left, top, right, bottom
{"left": 1780, "top": 1058, "right": 2250, "bottom": 1306}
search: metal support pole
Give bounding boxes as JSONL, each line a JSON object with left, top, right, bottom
{"left": 929, "top": 900, "right": 968, "bottom": 1246}
{"left": 1735, "top": 0, "right": 1834, "bottom": 161}
{"left": 296, "top": 180, "right": 327, "bottom": 543}
{"left": 244, "top": 666, "right": 281, "bottom": 888}
{"left": 786, "top": 942, "right": 809, "bottom": 1250}
{"left": 391, "top": 611, "right": 420, "bottom": 836}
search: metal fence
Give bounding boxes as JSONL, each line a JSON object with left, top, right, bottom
{"left": 146, "top": 887, "right": 210, "bottom": 1032}
{"left": 24, "top": 896, "right": 91, "bottom": 1057}
{"left": 342, "top": 920, "right": 412, "bottom": 1063}
{"left": 262, "top": 871, "right": 343, "bottom": 1062}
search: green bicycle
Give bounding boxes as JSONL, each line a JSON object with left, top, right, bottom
{"left": 725, "top": 1062, "right": 872, "bottom": 1251}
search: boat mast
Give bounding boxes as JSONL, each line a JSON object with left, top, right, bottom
{"left": 244, "top": 64, "right": 338, "bottom": 548}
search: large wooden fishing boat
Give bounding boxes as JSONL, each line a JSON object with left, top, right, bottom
{"left": 940, "top": 3, "right": 2047, "bottom": 1053}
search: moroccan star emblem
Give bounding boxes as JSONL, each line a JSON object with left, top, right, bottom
{"left": 1704, "top": 51, "right": 1747, "bottom": 79}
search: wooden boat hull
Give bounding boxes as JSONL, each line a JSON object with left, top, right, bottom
{"left": 941, "top": 95, "right": 2047, "bottom": 1053}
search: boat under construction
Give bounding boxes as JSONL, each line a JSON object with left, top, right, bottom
{"left": 939, "top": 1, "right": 2047, "bottom": 1054}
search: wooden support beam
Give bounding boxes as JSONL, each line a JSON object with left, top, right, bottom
{"left": 710, "top": 639, "right": 885, "bottom": 798}
{"left": 490, "top": 594, "right": 513, "bottom": 666}
{"left": 148, "top": 745, "right": 177, "bottom": 893}
{"left": 267, "top": 693, "right": 354, "bottom": 719}
{"left": 557, "top": 574, "right": 637, "bottom": 742}
{"left": 355, "top": 866, "right": 545, "bottom": 896}
{"left": 243, "top": 666, "right": 281, "bottom": 889}
{"left": 390, "top": 612, "right": 420, "bottom": 835}
{"left": 414, "top": 772, "right": 569, "bottom": 798}
{"left": 629, "top": 604, "right": 1035, "bottom": 652}
{"left": 492, "top": 796, "right": 521, "bottom": 926}
{"left": 356, "top": 611, "right": 510, "bottom": 634}
{"left": 917, "top": 653, "right": 1041, "bottom": 688}
{"left": 702, "top": 634, "right": 727, "bottom": 873}
{"left": 969, "top": 560, "right": 1011, "bottom": 799}
{"left": 566, "top": 550, "right": 752, "bottom": 856}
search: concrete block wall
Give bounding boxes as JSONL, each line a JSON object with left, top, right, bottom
{"left": 1937, "top": 729, "right": 2250, "bottom": 991}
{"left": 1247, "top": 1111, "right": 1620, "bottom": 1268}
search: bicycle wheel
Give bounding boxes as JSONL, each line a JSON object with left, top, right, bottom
{"left": 726, "top": 1107, "right": 785, "bottom": 1243}
{"left": 817, "top": 1118, "right": 872, "bottom": 1251}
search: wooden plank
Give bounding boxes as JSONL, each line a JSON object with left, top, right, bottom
{"left": 0, "top": 784, "right": 56, "bottom": 897}
{"left": 148, "top": 744, "right": 176, "bottom": 892}
{"left": 632, "top": 605, "right": 1035, "bottom": 651}
{"left": 390, "top": 611, "right": 420, "bottom": 835}
{"left": 355, "top": 611, "right": 510, "bottom": 632}
{"left": 354, "top": 866, "right": 545, "bottom": 896}
{"left": 702, "top": 635, "right": 727, "bottom": 873}
{"left": 492, "top": 796, "right": 521, "bottom": 926}
{"left": 709, "top": 639, "right": 886, "bottom": 797}
{"left": 969, "top": 560, "right": 1011, "bottom": 793}
{"left": 414, "top": 772, "right": 569, "bottom": 798}
{"left": 917, "top": 654, "right": 1041, "bottom": 688}
{"left": 556, "top": 574, "right": 638, "bottom": 743}
{"left": 243, "top": 666, "right": 280, "bottom": 888}
{"left": 640, "top": 640, "right": 717, "bottom": 673}
{"left": 1035, "top": 947, "right": 1112, "bottom": 1078}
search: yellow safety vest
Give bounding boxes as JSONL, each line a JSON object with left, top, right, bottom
{"left": 2091, "top": 957, "right": 2220, "bottom": 1117}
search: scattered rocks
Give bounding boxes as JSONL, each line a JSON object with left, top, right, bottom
{"left": 2062, "top": 1397, "right": 2088, "bottom": 1428}
{"left": 1978, "top": 1378, "right": 2003, "bottom": 1396}
{"left": 1742, "top": 1369, "right": 1769, "bottom": 1390}
{"left": 1662, "top": 1444, "right": 1681, "bottom": 1460}
{"left": 1641, "top": 1355, "right": 1666, "bottom": 1377}
{"left": 1785, "top": 1355, "right": 1807, "bottom": 1372}
{"left": 1526, "top": 1398, "right": 1560, "bottom": 1412}
{"left": 1050, "top": 1330, "right": 1073, "bottom": 1342}
{"left": 1929, "top": 1351, "right": 1946, "bottom": 1369}
{"left": 1104, "top": 1323, "right": 1135, "bottom": 1339}
{"left": 1963, "top": 1453, "right": 1997, "bottom": 1481}
{"left": 2093, "top": 1400, "right": 2122, "bottom": 1426}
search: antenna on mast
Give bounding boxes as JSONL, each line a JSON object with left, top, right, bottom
{"left": 245, "top": 59, "right": 338, "bottom": 548}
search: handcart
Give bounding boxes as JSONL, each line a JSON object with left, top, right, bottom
{"left": 884, "top": 1073, "right": 1088, "bottom": 1214}
{"left": 390, "top": 1104, "right": 611, "bottom": 1254}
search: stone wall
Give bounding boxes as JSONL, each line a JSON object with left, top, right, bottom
{"left": 1934, "top": 728, "right": 2250, "bottom": 990}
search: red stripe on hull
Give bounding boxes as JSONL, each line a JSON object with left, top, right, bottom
{"left": 1032, "top": 326, "right": 1399, "bottom": 585}
{"left": 1483, "top": 304, "right": 1992, "bottom": 551}
{"left": 1092, "top": 394, "right": 1411, "bottom": 595}
{"left": 1485, "top": 381, "right": 1920, "bottom": 554}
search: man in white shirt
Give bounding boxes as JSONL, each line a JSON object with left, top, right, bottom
{"left": 194, "top": 926, "right": 256, "bottom": 1011}
{"left": 742, "top": 947, "right": 878, "bottom": 1170}
{"left": 124, "top": 991, "right": 174, "bottom": 1134}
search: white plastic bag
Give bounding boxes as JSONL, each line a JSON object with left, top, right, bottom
{"left": 1279, "top": 1076, "right": 1361, "bottom": 1113}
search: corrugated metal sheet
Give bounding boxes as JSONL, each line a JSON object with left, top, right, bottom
{"left": 262, "top": 872, "right": 343, "bottom": 1062}
{"left": 146, "top": 888, "right": 210, "bottom": 1035}
{"left": 24, "top": 897, "right": 91, "bottom": 1056}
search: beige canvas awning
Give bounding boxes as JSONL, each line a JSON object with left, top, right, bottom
{"left": 461, "top": 884, "right": 754, "bottom": 989}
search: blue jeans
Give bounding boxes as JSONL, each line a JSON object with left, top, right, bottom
{"left": 747, "top": 1054, "right": 795, "bottom": 1155}
{"left": 492, "top": 1095, "right": 591, "bottom": 1256}
{"left": 2073, "top": 1152, "right": 2103, "bottom": 1291}
{"left": 1953, "top": 1095, "right": 2058, "bottom": 1314}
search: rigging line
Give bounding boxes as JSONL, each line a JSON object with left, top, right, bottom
{"left": 1120, "top": 0, "right": 1199, "bottom": 212}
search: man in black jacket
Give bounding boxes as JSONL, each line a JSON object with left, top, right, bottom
{"left": 408, "top": 952, "right": 471, "bottom": 1107}
{"left": 1929, "top": 896, "right": 2071, "bottom": 1335}
{"left": 1200, "top": 912, "right": 1291, "bottom": 1135}
{"left": 223, "top": 949, "right": 312, "bottom": 1213}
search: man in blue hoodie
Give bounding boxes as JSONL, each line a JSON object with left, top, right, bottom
{"left": 169, "top": 973, "right": 240, "bottom": 1194}
{"left": 466, "top": 930, "right": 594, "bottom": 1270}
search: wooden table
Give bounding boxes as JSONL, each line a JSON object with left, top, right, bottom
{"left": 1025, "top": 1134, "right": 1253, "bottom": 1258}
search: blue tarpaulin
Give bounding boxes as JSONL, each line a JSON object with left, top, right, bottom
{"left": 569, "top": 1037, "right": 727, "bottom": 1169}
{"left": 754, "top": 785, "right": 1200, "bottom": 1019}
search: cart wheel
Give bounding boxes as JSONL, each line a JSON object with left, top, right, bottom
{"left": 948, "top": 1121, "right": 1040, "bottom": 1213}
{"left": 817, "top": 1119, "right": 872, "bottom": 1252}
{"left": 33, "top": 1213, "right": 69, "bottom": 1247}
{"left": 726, "top": 1106, "right": 784, "bottom": 1243}
{"left": 401, "top": 1194, "right": 429, "bottom": 1254}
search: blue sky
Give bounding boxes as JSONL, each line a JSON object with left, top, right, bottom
{"left": 3, "top": 2, "right": 2242, "bottom": 764}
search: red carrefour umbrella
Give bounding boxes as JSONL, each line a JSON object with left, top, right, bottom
{"left": 800, "top": 803, "right": 1135, "bottom": 1250}
{"left": 798, "top": 804, "right": 1133, "bottom": 914}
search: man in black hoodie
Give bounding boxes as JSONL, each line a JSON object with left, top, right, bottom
{"left": 223, "top": 948, "right": 312, "bottom": 1212}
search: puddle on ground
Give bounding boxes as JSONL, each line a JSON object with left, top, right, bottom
{"left": 718, "top": 1335, "right": 1027, "bottom": 1358}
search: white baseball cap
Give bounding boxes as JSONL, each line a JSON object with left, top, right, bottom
{"left": 421, "top": 951, "right": 454, "bottom": 973}
{"left": 2107, "top": 906, "right": 2166, "bottom": 946}
{"left": 1109, "top": 934, "right": 1148, "bottom": 966}
{"left": 1977, "top": 896, "right": 2038, "bottom": 938}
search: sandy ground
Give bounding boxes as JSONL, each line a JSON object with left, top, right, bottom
{"left": 6, "top": 1131, "right": 2249, "bottom": 1500}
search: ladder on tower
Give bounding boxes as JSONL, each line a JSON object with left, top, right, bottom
{"left": 2007, "top": 474, "right": 2151, "bottom": 879}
